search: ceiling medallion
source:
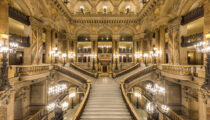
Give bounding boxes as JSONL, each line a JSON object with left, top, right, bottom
{"left": 92, "top": 26, "right": 96, "bottom": 31}
{"left": 51, "top": 8, "right": 57, "bottom": 15}
{"left": 136, "top": 25, "right": 140, "bottom": 30}
{"left": 70, "top": 25, "right": 75, "bottom": 30}
{"left": 114, "top": 26, "right": 118, "bottom": 31}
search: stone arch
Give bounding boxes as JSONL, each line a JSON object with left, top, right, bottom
{"left": 119, "top": 26, "right": 136, "bottom": 36}
{"left": 75, "top": 26, "right": 91, "bottom": 36}
{"left": 97, "top": 26, "right": 113, "bottom": 35}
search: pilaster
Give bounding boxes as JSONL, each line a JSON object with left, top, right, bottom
{"left": 45, "top": 26, "right": 52, "bottom": 64}
{"left": 0, "top": 0, "right": 9, "bottom": 65}
{"left": 112, "top": 34, "right": 120, "bottom": 64}
{"left": 168, "top": 17, "right": 182, "bottom": 64}
{"left": 159, "top": 26, "right": 166, "bottom": 64}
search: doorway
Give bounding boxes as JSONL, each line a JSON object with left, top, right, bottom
{"left": 103, "top": 65, "right": 107, "bottom": 73}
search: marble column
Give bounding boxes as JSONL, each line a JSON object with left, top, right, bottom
{"left": 198, "top": 91, "right": 207, "bottom": 120}
{"left": 0, "top": 0, "right": 9, "bottom": 64}
{"left": 133, "top": 35, "right": 139, "bottom": 63}
{"left": 140, "top": 38, "right": 144, "bottom": 64}
{"left": 51, "top": 30, "right": 56, "bottom": 63}
{"left": 30, "top": 17, "right": 44, "bottom": 64}
{"left": 73, "top": 40, "right": 77, "bottom": 63}
{"left": 133, "top": 39, "right": 138, "bottom": 63}
{"left": 202, "top": 0, "right": 210, "bottom": 90}
{"left": 45, "top": 27, "right": 51, "bottom": 64}
{"left": 90, "top": 35, "right": 98, "bottom": 68}
{"left": 66, "top": 38, "right": 70, "bottom": 64}
{"left": 168, "top": 18, "right": 181, "bottom": 64}
{"left": 160, "top": 26, "right": 166, "bottom": 64}
{"left": 155, "top": 29, "right": 160, "bottom": 63}
{"left": 113, "top": 35, "right": 120, "bottom": 69}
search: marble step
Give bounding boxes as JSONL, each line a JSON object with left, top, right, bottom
{"left": 82, "top": 112, "right": 130, "bottom": 115}
{"left": 80, "top": 118, "right": 132, "bottom": 120}
{"left": 84, "top": 108, "right": 129, "bottom": 112}
{"left": 84, "top": 106, "right": 127, "bottom": 109}
{"left": 81, "top": 115, "right": 131, "bottom": 119}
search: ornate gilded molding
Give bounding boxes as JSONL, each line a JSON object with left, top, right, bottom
{"left": 52, "top": 0, "right": 72, "bottom": 22}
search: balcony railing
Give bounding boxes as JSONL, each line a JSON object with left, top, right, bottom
{"left": 9, "top": 64, "right": 50, "bottom": 78}
{"left": 160, "top": 64, "right": 204, "bottom": 76}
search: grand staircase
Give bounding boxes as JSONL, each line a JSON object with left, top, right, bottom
{"left": 80, "top": 77, "right": 132, "bottom": 120}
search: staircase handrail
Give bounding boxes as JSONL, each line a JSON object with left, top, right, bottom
{"left": 123, "top": 65, "right": 157, "bottom": 83}
{"left": 72, "top": 83, "right": 91, "bottom": 120}
{"left": 53, "top": 65, "right": 87, "bottom": 84}
{"left": 113, "top": 63, "right": 139, "bottom": 78}
{"left": 27, "top": 108, "right": 47, "bottom": 120}
{"left": 71, "top": 63, "right": 98, "bottom": 78}
{"left": 121, "top": 83, "right": 141, "bottom": 120}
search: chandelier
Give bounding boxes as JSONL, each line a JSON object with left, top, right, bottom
{"left": 146, "top": 102, "right": 155, "bottom": 114}
{"left": 146, "top": 83, "right": 165, "bottom": 95}
{"left": 48, "top": 84, "right": 67, "bottom": 95}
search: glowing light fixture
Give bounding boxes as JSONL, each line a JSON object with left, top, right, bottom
{"left": 46, "top": 103, "right": 56, "bottom": 111}
{"left": 69, "top": 92, "right": 76, "bottom": 98}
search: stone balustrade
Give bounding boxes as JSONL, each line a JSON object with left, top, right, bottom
{"left": 9, "top": 64, "right": 50, "bottom": 78}
{"left": 160, "top": 64, "right": 204, "bottom": 76}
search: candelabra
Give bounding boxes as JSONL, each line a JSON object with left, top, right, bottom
{"left": 143, "top": 53, "right": 149, "bottom": 66}
{"left": 150, "top": 47, "right": 161, "bottom": 64}
{"left": 0, "top": 34, "right": 18, "bottom": 91}
{"left": 50, "top": 46, "right": 61, "bottom": 64}
{"left": 69, "top": 52, "right": 75, "bottom": 66}
{"left": 145, "top": 83, "right": 169, "bottom": 119}
{"left": 91, "top": 54, "right": 97, "bottom": 71}
{"left": 135, "top": 52, "right": 142, "bottom": 65}
{"left": 62, "top": 53, "right": 67, "bottom": 66}
{"left": 69, "top": 92, "right": 76, "bottom": 109}
{"left": 134, "top": 92, "right": 141, "bottom": 109}
{"left": 114, "top": 54, "right": 119, "bottom": 71}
